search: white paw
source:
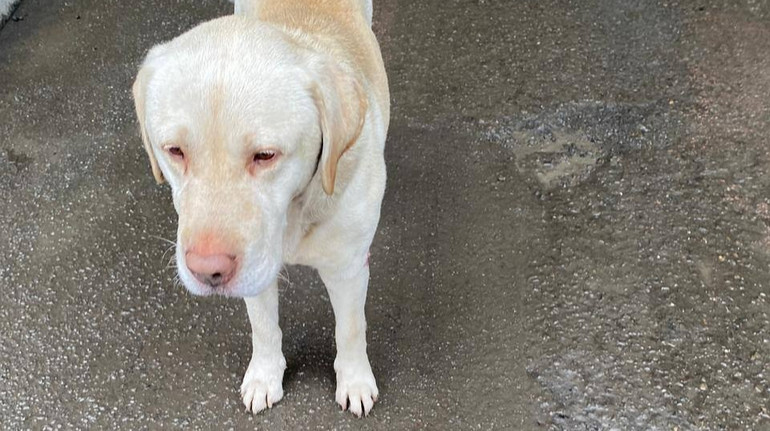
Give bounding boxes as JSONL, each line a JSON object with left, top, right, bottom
{"left": 334, "top": 360, "right": 379, "bottom": 417}
{"left": 240, "top": 355, "right": 286, "bottom": 414}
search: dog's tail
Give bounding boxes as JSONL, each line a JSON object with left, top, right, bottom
{"left": 233, "top": 0, "right": 373, "bottom": 27}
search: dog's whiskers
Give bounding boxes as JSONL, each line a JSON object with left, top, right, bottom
{"left": 152, "top": 235, "right": 178, "bottom": 270}
{"left": 150, "top": 234, "right": 176, "bottom": 247}
{"left": 276, "top": 265, "right": 292, "bottom": 288}
{"left": 165, "top": 256, "right": 178, "bottom": 270}
{"left": 161, "top": 244, "right": 176, "bottom": 265}
{"left": 171, "top": 273, "right": 182, "bottom": 288}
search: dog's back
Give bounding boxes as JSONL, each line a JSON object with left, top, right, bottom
{"left": 233, "top": 0, "right": 388, "bottom": 122}
{"left": 235, "top": 0, "right": 372, "bottom": 25}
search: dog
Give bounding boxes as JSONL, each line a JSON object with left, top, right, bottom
{"left": 131, "top": 0, "right": 388, "bottom": 417}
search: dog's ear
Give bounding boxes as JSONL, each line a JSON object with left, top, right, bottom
{"left": 310, "top": 60, "right": 368, "bottom": 195}
{"left": 132, "top": 59, "right": 165, "bottom": 184}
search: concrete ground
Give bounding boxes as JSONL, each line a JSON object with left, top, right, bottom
{"left": 1, "top": 0, "right": 769, "bottom": 429}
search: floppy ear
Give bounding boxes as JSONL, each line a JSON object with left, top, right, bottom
{"left": 132, "top": 66, "right": 165, "bottom": 184}
{"left": 310, "top": 61, "right": 368, "bottom": 195}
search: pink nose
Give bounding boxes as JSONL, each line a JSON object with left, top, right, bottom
{"left": 185, "top": 251, "right": 236, "bottom": 287}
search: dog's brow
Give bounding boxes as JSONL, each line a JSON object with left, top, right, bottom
{"left": 157, "top": 127, "right": 189, "bottom": 148}
{"left": 243, "top": 132, "right": 259, "bottom": 147}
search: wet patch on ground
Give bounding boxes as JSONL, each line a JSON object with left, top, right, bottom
{"left": 473, "top": 66, "right": 769, "bottom": 427}
{"left": 482, "top": 100, "right": 684, "bottom": 191}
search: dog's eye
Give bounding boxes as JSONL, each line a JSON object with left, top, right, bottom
{"left": 167, "top": 146, "right": 184, "bottom": 159}
{"left": 253, "top": 151, "right": 276, "bottom": 163}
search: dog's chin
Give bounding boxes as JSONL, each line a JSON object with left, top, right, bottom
{"left": 221, "top": 278, "right": 275, "bottom": 298}
{"left": 176, "top": 263, "right": 279, "bottom": 298}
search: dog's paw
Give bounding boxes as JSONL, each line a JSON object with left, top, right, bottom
{"left": 334, "top": 360, "right": 379, "bottom": 417}
{"left": 240, "top": 355, "right": 286, "bottom": 414}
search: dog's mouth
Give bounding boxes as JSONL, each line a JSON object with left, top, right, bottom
{"left": 175, "top": 249, "right": 279, "bottom": 298}
{"left": 178, "top": 273, "right": 270, "bottom": 298}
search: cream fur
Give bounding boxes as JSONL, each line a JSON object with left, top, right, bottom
{"left": 133, "top": 0, "right": 388, "bottom": 417}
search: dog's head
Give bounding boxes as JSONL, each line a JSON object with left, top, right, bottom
{"left": 132, "top": 17, "right": 367, "bottom": 297}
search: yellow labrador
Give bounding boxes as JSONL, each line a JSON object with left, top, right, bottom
{"left": 132, "top": 0, "right": 388, "bottom": 417}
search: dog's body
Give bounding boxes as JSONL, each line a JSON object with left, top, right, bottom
{"left": 132, "top": 0, "right": 388, "bottom": 417}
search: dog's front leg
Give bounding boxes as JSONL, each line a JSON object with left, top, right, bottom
{"left": 241, "top": 281, "right": 285, "bottom": 413}
{"left": 320, "top": 264, "right": 378, "bottom": 417}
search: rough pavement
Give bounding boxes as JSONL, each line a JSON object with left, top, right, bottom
{"left": 1, "top": 0, "right": 769, "bottom": 429}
